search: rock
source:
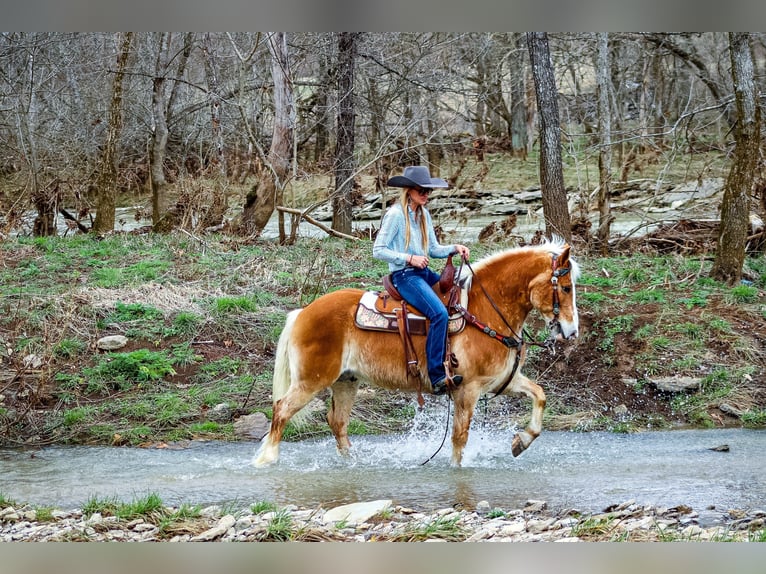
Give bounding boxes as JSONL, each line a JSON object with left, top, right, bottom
{"left": 233, "top": 412, "right": 270, "bottom": 439}
{"left": 475, "top": 501, "right": 491, "bottom": 516}
{"left": 191, "top": 514, "right": 236, "bottom": 541}
{"left": 524, "top": 500, "right": 548, "bottom": 513}
{"left": 96, "top": 335, "right": 129, "bottom": 351}
{"left": 649, "top": 376, "right": 701, "bottom": 392}
{"left": 322, "top": 500, "right": 392, "bottom": 525}
{"left": 207, "top": 403, "right": 232, "bottom": 422}
{"left": 22, "top": 354, "right": 42, "bottom": 369}
{"left": 718, "top": 403, "right": 743, "bottom": 417}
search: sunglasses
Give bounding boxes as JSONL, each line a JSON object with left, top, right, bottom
{"left": 416, "top": 187, "right": 433, "bottom": 196}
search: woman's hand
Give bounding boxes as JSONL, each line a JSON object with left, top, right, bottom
{"left": 409, "top": 254, "right": 429, "bottom": 269}
{"left": 454, "top": 244, "right": 470, "bottom": 260}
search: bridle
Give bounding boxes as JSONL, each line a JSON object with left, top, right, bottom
{"left": 452, "top": 253, "right": 571, "bottom": 398}
{"left": 548, "top": 253, "right": 571, "bottom": 339}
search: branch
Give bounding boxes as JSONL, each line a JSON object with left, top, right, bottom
{"left": 276, "top": 206, "right": 359, "bottom": 241}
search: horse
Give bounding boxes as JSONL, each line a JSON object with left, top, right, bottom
{"left": 253, "top": 236, "right": 580, "bottom": 467}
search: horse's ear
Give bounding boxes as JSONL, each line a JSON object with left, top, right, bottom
{"left": 558, "top": 244, "right": 571, "bottom": 265}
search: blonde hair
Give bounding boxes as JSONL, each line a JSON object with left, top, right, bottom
{"left": 400, "top": 188, "right": 429, "bottom": 253}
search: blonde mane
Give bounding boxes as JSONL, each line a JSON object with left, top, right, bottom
{"left": 457, "top": 235, "right": 580, "bottom": 290}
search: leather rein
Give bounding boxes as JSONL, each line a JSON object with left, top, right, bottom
{"left": 451, "top": 253, "right": 570, "bottom": 398}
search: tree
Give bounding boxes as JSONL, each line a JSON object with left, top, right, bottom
{"left": 151, "top": 32, "right": 194, "bottom": 231}
{"left": 596, "top": 33, "right": 613, "bottom": 250}
{"left": 710, "top": 32, "right": 760, "bottom": 285}
{"left": 509, "top": 33, "right": 528, "bottom": 159}
{"left": 527, "top": 32, "right": 572, "bottom": 242}
{"left": 332, "top": 32, "right": 359, "bottom": 236}
{"left": 241, "top": 32, "right": 294, "bottom": 239}
{"left": 92, "top": 32, "right": 133, "bottom": 235}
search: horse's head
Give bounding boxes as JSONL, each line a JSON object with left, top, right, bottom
{"left": 529, "top": 241, "right": 580, "bottom": 343}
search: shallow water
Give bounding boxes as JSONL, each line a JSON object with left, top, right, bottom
{"left": 1, "top": 423, "right": 763, "bottom": 526}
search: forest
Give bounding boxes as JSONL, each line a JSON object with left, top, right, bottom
{"left": 0, "top": 32, "right": 764, "bottom": 280}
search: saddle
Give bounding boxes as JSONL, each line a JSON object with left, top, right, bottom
{"left": 354, "top": 255, "right": 465, "bottom": 402}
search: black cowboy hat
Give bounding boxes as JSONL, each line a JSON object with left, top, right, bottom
{"left": 387, "top": 165, "right": 449, "bottom": 189}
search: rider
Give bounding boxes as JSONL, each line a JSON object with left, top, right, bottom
{"left": 373, "top": 165, "right": 471, "bottom": 395}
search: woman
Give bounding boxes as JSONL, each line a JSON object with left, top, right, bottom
{"left": 373, "top": 165, "right": 471, "bottom": 395}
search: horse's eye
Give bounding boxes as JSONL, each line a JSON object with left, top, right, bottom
{"left": 562, "top": 286, "right": 571, "bottom": 294}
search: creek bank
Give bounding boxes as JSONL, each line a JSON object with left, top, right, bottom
{"left": 1, "top": 498, "right": 764, "bottom": 542}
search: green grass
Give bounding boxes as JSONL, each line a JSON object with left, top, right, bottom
{"left": 2, "top": 228, "right": 764, "bottom": 449}
{"left": 741, "top": 409, "right": 766, "bottom": 428}
{"left": 250, "top": 500, "right": 277, "bottom": 515}
{"left": 84, "top": 349, "right": 178, "bottom": 391}
{"left": 0, "top": 493, "right": 18, "bottom": 508}
{"left": 262, "top": 508, "right": 296, "bottom": 541}
{"left": 389, "top": 516, "right": 466, "bottom": 542}
{"left": 725, "top": 284, "right": 759, "bottom": 304}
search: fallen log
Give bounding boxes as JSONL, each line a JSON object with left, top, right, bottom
{"left": 276, "top": 206, "right": 359, "bottom": 241}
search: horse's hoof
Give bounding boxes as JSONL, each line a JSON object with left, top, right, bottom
{"left": 252, "top": 455, "right": 271, "bottom": 468}
{"left": 511, "top": 435, "right": 525, "bottom": 457}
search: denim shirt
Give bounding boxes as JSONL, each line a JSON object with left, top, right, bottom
{"left": 373, "top": 203, "right": 455, "bottom": 272}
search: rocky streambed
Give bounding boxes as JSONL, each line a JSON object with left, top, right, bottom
{"left": 2, "top": 498, "right": 764, "bottom": 542}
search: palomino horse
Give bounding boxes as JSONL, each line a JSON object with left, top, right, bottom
{"left": 253, "top": 236, "right": 580, "bottom": 467}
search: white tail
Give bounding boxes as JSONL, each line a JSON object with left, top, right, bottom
{"left": 270, "top": 308, "right": 310, "bottom": 426}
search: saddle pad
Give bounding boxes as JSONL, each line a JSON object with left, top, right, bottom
{"left": 354, "top": 291, "right": 465, "bottom": 335}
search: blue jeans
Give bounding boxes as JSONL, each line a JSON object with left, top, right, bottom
{"left": 391, "top": 266, "right": 449, "bottom": 384}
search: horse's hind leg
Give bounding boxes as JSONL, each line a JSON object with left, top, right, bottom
{"left": 327, "top": 377, "right": 360, "bottom": 456}
{"left": 450, "top": 383, "right": 482, "bottom": 467}
{"left": 253, "top": 383, "right": 318, "bottom": 467}
{"left": 506, "top": 372, "right": 546, "bottom": 457}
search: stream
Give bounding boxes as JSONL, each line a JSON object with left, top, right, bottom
{"left": 1, "top": 426, "right": 763, "bottom": 526}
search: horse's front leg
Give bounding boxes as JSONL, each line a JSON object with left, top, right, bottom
{"left": 327, "top": 378, "right": 359, "bottom": 456}
{"left": 505, "top": 372, "right": 546, "bottom": 457}
{"left": 449, "top": 383, "right": 482, "bottom": 467}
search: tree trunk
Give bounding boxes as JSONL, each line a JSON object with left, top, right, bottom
{"left": 526, "top": 32, "right": 572, "bottom": 242}
{"left": 149, "top": 32, "right": 194, "bottom": 232}
{"left": 241, "top": 32, "right": 294, "bottom": 238}
{"left": 152, "top": 33, "right": 193, "bottom": 232}
{"left": 93, "top": 32, "right": 133, "bottom": 235}
{"left": 509, "top": 33, "right": 528, "bottom": 159}
{"left": 332, "top": 32, "right": 359, "bottom": 236}
{"left": 596, "top": 33, "right": 613, "bottom": 250}
{"left": 313, "top": 56, "right": 330, "bottom": 164}
{"left": 202, "top": 34, "right": 226, "bottom": 177}
{"left": 711, "top": 32, "right": 760, "bottom": 285}
{"left": 150, "top": 33, "right": 170, "bottom": 229}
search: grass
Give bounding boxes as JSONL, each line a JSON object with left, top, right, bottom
{"left": 1, "top": 217, "right": 764, "bottom": 449}
{"left": 387, "top": 515, "right": 466, "bottom": 542}
{"left": 262, "top": 508, "right": 296, "bottom": 541}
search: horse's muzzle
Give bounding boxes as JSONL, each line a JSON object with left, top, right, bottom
{"left": 549, "top": 318, "right": 578, "bottom": 341}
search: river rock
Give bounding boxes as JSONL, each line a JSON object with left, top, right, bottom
{"left": 190, "top": 514, "right": 236, "bottom": 541}
{"left": 233, "top": 412, "right": 270, "bottom": 439}
{"left": 322, "top": 500, "right": 392, "bottom": 525}
{"left": 2, "top": 499, "right": 765, "bottom": 542}
{"left": 96, "top": 335, "right": 129, "bottom": 350}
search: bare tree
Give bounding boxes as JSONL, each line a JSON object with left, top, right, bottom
{"left": 527, "top": 32, "right": 572, "bottom": 242}
{"left": 92, "top": 32, "right": 133, "bottom": 235}
{"left": 711, "top": 33, "right": 761, "bottom": 284}
{"left": 596, "top": 33, "right": 613, "bottom": 250}
{"left": 241, "top": 32, "right": 294, "bottom": 239}
{"left": 332, "top": 32, "right": 359, "bottom": 236}
{"left": 151, "top": 32, "right": 194, "bottom": 231}
{"left": 509, "top": 33, "right": 528, "bottom": 159}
